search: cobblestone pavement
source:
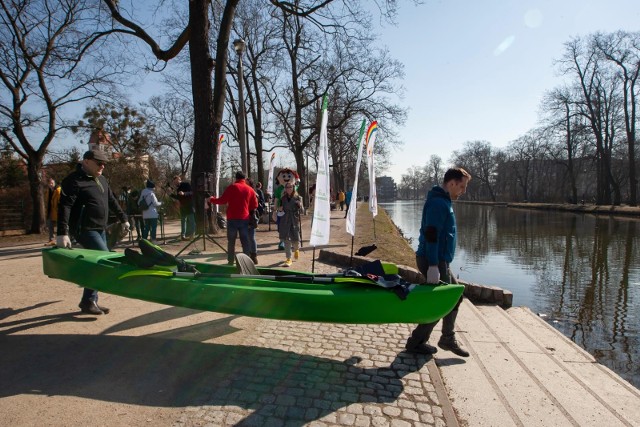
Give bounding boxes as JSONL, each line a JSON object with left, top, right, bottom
{"left": 174, "top": 320, "right": 447, "bottom": 427}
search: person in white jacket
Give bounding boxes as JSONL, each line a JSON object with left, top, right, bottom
{"left": 140, "top": 179, "right": 162, "bottom": 241}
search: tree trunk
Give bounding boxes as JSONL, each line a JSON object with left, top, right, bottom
{"left": 27, "top": 157, "right": 45, "bottom": 234}
{"left": 627, "top": 130, "right": 637, "bottom": 205}
{"left": 190, "top": 0, "right": 239, "bottom": 234}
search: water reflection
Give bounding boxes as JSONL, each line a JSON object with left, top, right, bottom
{"left": 381, "top": 201, "right": 639, "bottom": 389}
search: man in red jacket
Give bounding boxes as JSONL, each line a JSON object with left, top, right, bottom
{"left": 209, "top": 170, "right": 259, "bottom": 265}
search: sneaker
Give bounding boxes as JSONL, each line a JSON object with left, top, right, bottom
{"left": 405, "top": 343, "right": 438, "bottom": 355}
{"left": 294, "top": 250, "right": 299, "bottom": 260}
{"left": 284, "top": 259, "right": 292, "bottom": 267}
{"left": 438, "top": 337, "right": 469, "bottom": 357}
{"left": 78, "top": 300, "right": 104, "bottom": 315}
{"left": 278, "top": 241, "right": 285, "bottom": 250}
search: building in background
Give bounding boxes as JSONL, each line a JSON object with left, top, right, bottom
{"left": 376, "top": 176, "right": 397, "bottom": 201}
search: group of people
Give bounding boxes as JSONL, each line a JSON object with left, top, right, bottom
{"left": 50, "top": 149, "right": 471, "bottom": 360}
{"left": 117, "top": 175, "right": 195, "bottom": 243}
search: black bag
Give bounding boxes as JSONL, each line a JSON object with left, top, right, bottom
{"left": 138, "top": 194, "right": 150, "bottom": 211}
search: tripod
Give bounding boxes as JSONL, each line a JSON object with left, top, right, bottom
{"left": 176, "top": 208, "right": 226, "bottom": 256}
{"left": 175, "top": 174, "right": 227, "bottom": 257}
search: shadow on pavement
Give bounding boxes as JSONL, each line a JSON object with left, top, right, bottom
{"left": 0, "top": 332, "right": 428, "bottom": 424}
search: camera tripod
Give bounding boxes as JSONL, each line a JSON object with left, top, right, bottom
{"left": 175, "top": 175, "right": 227, "bottom": 257}
{"left": 175, "top": 215, "right": 227, "bottom": 256}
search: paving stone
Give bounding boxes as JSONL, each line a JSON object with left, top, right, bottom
{"left": 338, "top": 412, "right": 357, "bottom": 425}
{"left": 382, "top": 406, "right": 402, "bottom": 417}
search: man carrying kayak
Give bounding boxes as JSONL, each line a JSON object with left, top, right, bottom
{"left": 405, "top": 167, "right": 471, "bottom": 357}
{"left": 56, "top": 149, "right": 129, "bottom": 315}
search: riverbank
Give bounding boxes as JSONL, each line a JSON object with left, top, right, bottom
{"left": 458, "top": 200, "right": 640, "bottom": 217}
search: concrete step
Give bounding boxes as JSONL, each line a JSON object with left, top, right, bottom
{"left": 434, "top": 300, "right": 640, "bottom": 426}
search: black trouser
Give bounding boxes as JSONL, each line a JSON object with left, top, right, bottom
{"left": 407, "top": 256, "right": 463, "bottom": 347}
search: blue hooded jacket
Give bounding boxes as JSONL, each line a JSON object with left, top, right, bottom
{"left": 415, "top": 185, "right": 457, "bottom": 264}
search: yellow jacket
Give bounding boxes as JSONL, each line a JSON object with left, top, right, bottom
{"left": 48, "top": 186, "right": 61, "bottom": 221}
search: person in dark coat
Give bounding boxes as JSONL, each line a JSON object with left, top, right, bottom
{"left": 56, "top": 149, "right": 129, "bottom": 315}
{"left": 170, "top": 175, "right": 195, "bottom": 239}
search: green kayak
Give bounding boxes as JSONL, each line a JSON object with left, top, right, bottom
{"left": 42, "top": 247, "right": 464, "bottom": 324}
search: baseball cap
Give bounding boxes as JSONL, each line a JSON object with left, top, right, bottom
{"left": 83, "top": 149, "right": 110, "bottom": 163}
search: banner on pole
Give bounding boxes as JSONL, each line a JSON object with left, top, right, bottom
{"left": 266, "top": 152, "right": 276, "bottom": 198}
{"left": 309, "top": 94, "right": 331, "bottom": 246}
{"left": 215, "top": 134, "right": 224, "bottom": 198}
{"left": 366, "top": 121, "right": 378, "bottom": 217}
{"left": 346, "top": 119, "right": 367, "bottom": 236}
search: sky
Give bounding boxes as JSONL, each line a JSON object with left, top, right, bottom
{"left": 51, "top": 1, "right": 639, "bottom": 184}
{"left": 375, "top": 0, "right": 640, "bottom": 182}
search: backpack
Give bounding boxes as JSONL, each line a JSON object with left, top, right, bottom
{"left": 138, "top": 194, "right": 151, "bottom": 211}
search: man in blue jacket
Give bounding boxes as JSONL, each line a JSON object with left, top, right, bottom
{"left": 405, "top": 167, "right": 472, "bottom": 357}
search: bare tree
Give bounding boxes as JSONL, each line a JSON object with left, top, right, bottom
{"left": 539, "top": 86, "right": 590, "bottom": 203}
{"left": 0, "top": 0, "right": 127, "bottom": 233}
{"left": 450, "top": 140, "right": 500, "bottom": 201}
{"left": 594, "top": 31, "right": 640, "bottom": 205}
{"left": 557, "top": 36, "right": 625, "bottom": 205}
{"left": 101, "top": 0, "right": 408, "bottom": 228}
{"left": 145, "top": 95, "right": 194, "bottom": 177}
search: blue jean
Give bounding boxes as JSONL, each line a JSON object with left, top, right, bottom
{"left": 227, "top": 219, "right": 251, "bottom": 263}
{"left": 181, "top": 212, "right": 195, "bottom": 238}
{"left": 47, "top": 219, "right": 55, "bottom": 241}
{"left": 249, "top": 226, "right": 257, "bottom": 253}
{"left": 77, "top": 229, "right": 108, "bottom": 302}
{"left": 143, "top": 218, "right": 158, "bottom": 240}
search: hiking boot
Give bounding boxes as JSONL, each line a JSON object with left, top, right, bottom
{"left": 284, "top": 259, "right": 292, "bottom": 267}
{"left": 438, "top": 337, "right": 469, "bottom": 357}
{"left": 294, "top": 250, "right": 299, "bottom": 260}
{"left": 405, "top": 342, "right": 438, "bottom": 355}
{"left": 278, "top": 241, "right": 285, "bottom": 250}
{"left": 97, "top": 304, "right": 110, "bottom": 314}
{"left": 78, "top": 300, "right": 104, "bottom": 315}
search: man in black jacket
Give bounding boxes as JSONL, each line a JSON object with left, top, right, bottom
{"left": 170, "top": 175, "right": 195, "bottom": 239}
{"left": 56, "top": 149, "right": 129, "bottom": 315}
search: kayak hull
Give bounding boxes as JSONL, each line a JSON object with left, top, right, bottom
{"left": 42, "top": 248, "right": 464, "bottom": 324}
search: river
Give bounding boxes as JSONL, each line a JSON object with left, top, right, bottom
{"left": 380, "top": 200, "right": 639, "bottom": 389}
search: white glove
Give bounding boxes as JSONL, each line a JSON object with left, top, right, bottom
{"left": 122, "top": 221, "right": 130, "bottom": 233}
{"left": 426, "top": 265, "right": 440, "bottom": 284}
{"left": 56, "top": 235, "right": 72, "bottom": 249}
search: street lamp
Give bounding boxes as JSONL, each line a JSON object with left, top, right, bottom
{"left": 233, "top": 38, "right": 248, "bottom": 173}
